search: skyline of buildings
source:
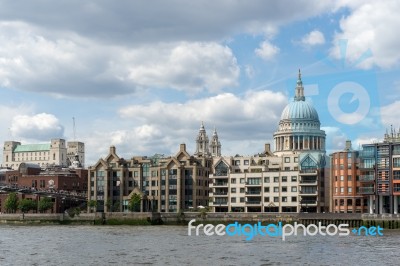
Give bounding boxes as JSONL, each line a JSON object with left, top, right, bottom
{"left": 1, "top": 71, "right": 399, "bottom": 214}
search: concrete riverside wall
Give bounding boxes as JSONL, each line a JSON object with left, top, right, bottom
{"left": 1, "top": 212, "right": 400, "bottom": 225}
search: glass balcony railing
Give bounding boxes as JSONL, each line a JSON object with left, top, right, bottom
{"left": 359, "top": 187, "right": 374, "bottom": 194}
{"left": 359, "top": 175, "right": 375, "bottom": 181}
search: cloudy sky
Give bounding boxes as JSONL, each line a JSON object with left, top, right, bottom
{"left": 1, "top": 0, "right": 400, "bottom": 165}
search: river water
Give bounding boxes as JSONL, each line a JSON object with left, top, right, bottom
{"left": 0, "top": 225, "right": 398, "bottom": 265}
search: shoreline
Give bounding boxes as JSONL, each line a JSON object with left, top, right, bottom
{"left": 1, "top": 212, "right": 400, "bottom": 228}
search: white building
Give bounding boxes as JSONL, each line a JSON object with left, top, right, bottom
{"left": 2, "top": 138, "right": 85, "bottom": 169}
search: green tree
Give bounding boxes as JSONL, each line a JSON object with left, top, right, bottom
{"left": 106, "top": 199, "right": 113, "bottom": 212}
{"left": 112, "top": 200, "right": 120, "bottom": 212}
{"left": 5, "top": 192, "right": 19, "bottom": 213}
{"left": 38, "top": 197, "right": 53, "bottom": 213}
{"left": 128, "top": 193, "right": 141, "bottom": 212}
{"left": 88, "top": 200, "right": 98, "bottom": 213}
{"left": 18, "top": 199, "right": 37, "bottom": 213}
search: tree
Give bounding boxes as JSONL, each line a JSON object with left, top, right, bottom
{"left": 38, "top": 197, "right": 53, "bottom": 213}
{"left": 18, "top": 199, "right": 37, "bottom": 213}
{"left": 112, "top": 200, "right": 120, "bottom": 212}
{"left": 88, "top": 200, "right": 98, "bottom": 213}
{"left": 5, "top": 192, "right": 19, "bottom": 213}
{"left": 128, "top": 193, "right": 141, "bottom": 212}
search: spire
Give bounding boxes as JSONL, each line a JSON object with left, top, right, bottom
{"left": 200, "top": 121, "right": 205, "bottom": 131}
{"left": 213, "top": 126, "right": 217, "bottom": 136}
{"left": 294, "top": 69, "right": 305, "bottom": 101}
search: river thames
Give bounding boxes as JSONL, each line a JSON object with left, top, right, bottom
{"left": 0, "top": 225, "right": 398, "bottom": 265}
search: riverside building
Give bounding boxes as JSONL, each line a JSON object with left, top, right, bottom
{"left": 209, "top": 70, "right": 329, "bottom": 213}
{"left": 330, "top": 141, "right": 368, "bottom": 213}
{"left": 88, "top": 135, "right": 220, "bottom": 212}
{"left": 358, "top": 130, "right": 400, "bottom": 214}
{"left": 2, "top": 139, "right": 85, "bottom": 169}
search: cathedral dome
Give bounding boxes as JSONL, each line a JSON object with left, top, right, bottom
{"left": 280, "top": 100, "right": 319, "bottom": 122}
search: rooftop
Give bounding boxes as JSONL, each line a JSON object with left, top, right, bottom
{"left": 14, "top": 144, "right": 51, "bottom": 152}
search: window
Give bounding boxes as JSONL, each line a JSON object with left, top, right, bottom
{"left": 264, "top": 197, "right": 270, "bottom": 202}
{"left": 231, "top": 188, "right": 236, "bottom": 193}
{"left": 273, "top": 197, "right": 279, "bottom": 202}
{"left": 274, "top": 176, "right": 279, "bottom": 182}
{"left": 335, "top": 187, "right": 338, "bottom": 193}
{"left": 348, "top": 153, "right": 352, "bottom": 158}
{"left": 285, "top": 157, "right": 290, "bottom": 163}
{"left": 134, "top": 171, "right": 139, "bottom": 177}
{"left": 348, "top": 175, "right": 352, "bottom": 181}
{"left": 394, "top": 158, "right": 400, "bottom": 168}
{"left": 282, "top": 197, "right": 287, "bottom": 202}
{"left": 231, "top": 197, "right": 236, "bottom": 203}
{"left": 235, "top": 160, "right": 240, "bottom": 166}
{"left": 264, "top": 177, "right": 270, "bottom": 183}
{"left": 274, "top": 187, "right": 279, "bottom": 192}
{"left": 340, "top": 187, "right": 344, "bottom": 193}
{"left": 348, "top": 163, "right": 352, "bottom": 169}
{"left": 244, "top": 160, "right": 249, "bottom": 165}
{"left": 282, "top": 176, "right": 287, "bottom": 182}
{"left": 291, "top": 176, "right": 297, "bottom": 182}
{"left": 291, "top": 196, "right": 297, "bottom": 202}
{"left": 264, "top": 187, "right": 270, "bottom": 193}
{"left": 340, "top": 176, "right": 344, "bottom": 181}
{"left": 240, "top": 188, "right": 245, "bottom": 193}
{"left": 291, "top": 186, "right": 297, "bottom": 192}
{"left": 231, "top": 178, "right": 236, "bottom": 184}
{"left": 348, "top": 187, "right": 352, "bottom": 193}
{"left": 294, "top": 157, "right": 298, "bottom": 163}
{"left": 240, "top": 178, "right": 245, "bottom": 184}
{"left": 282, "top": 187, "right": 287, "bottom": 192}
{"left": 240, "top": 197, "right": 245, "bottom": 203}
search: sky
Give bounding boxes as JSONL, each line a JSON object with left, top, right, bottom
{"left": 1, "top": 0, "right": 400, "bottom": 165}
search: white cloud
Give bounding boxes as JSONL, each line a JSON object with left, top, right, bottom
{"left": 331, "top": 0, "right": 400, "bottom": 69}
{"left": 84, "top": 90, "right": 288, "bottom": 163}
{"left": 255, "top": 41, "right": 280, "bottom": 61}
{"left": 244, "top": 65, "right": 255, "bottom": 79}
{"left": 322, "top": 126, "right": 348, "bottom": 152}
{"left": 0, "top": 22, "right": 240, "bottom": 97}
{"left": 10, "top": 113, "right": 64, "bottom": 141}
{"left": 118, "top": 42, "right": 240, "bottom": 94}
{"left": 381, "top": 100, "right": 400, "bottom": 126}
{"left": 301, "top": 30, "right": 325, "bottom": 46}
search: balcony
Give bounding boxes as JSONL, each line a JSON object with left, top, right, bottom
{"left": 359, "top": 164, "right": 374, "bottom": 170}
{"left": 300, "top": 179, "right": 317, "bottom": 185}
{"left": 245, "top": 182, "right": 262, "bottom": 187}
{"left": 210, "top": 201, "right": 228, "bottom": 206}
{"left": 393, "top": 187, "right": 400, "bottom": 194}
{"left": 359, "top": 187, "right": 374, "bottom": 194}
{"left": 299, "top": 190, "right": 318, "bottom": 195}
{"left": 246, "top": 201, "right": 261, "bottom": 205}
{"left": 213, "top": 191, "right": 228, "bottom": 196}
{"left": 299, "top": 169, "right": 317, "bottom": 175}
{"left": 211, "top": 182, "right": 228, "bottom": 187}
{"left": 300, "top": 200, "right": 317, "bottom": 206}
{"left": 360, "top": 175, "right": 375, "bottom": 182}
{"left": 246, "top": 190, "right": 261, "bottom": 195}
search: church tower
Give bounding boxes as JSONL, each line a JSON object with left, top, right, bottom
{"left": 210, "top": 127, "right": 221, "bottom": 157}
{"left": 194, "top": 122, "right": 210, "bottom": 157}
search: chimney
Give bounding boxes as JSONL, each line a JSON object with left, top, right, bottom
{"left": 110, "top": 145, "right": 116, "bottom": 154}
{"left": 265, "top": 143, "right": 271, "bottom": 154}
{"left": 180, "top": 143, "right": 186, "bottom": 152}
{"left": 345, "top": 140, "right": 352, "bottom": 151}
